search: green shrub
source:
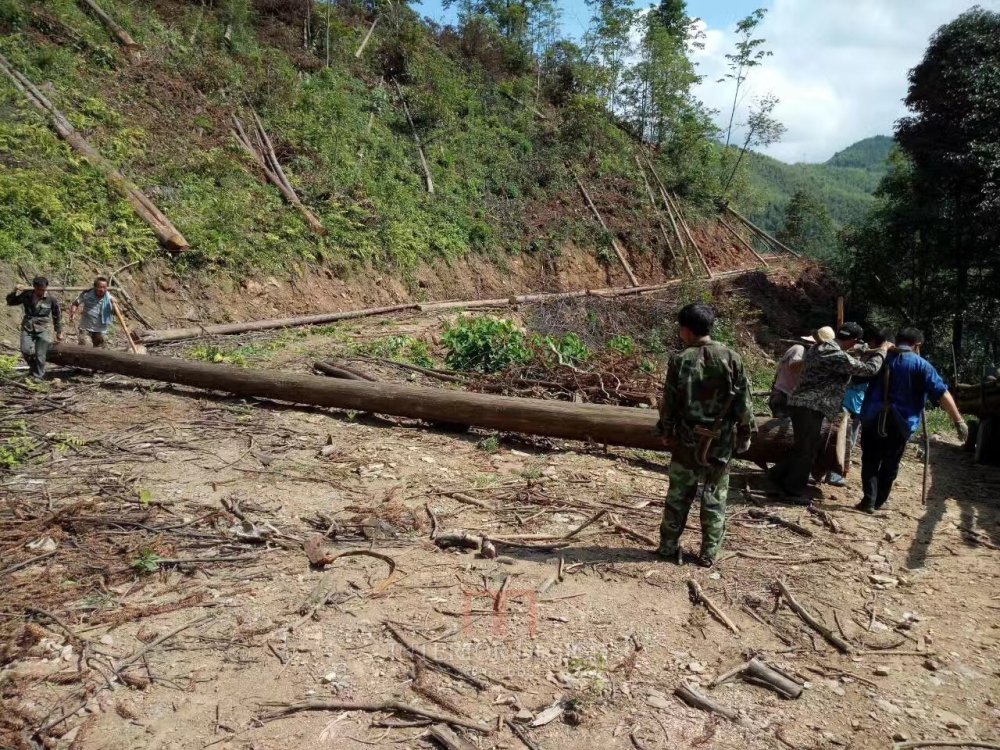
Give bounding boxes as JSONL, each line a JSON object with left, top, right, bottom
{"left": 607, "top": 335, "right": 635, "bottom": 356}
{"left": 537, "top": 332, "right": 590, "bottom": 364}
{"left": 442, "top": 316, "right": 530, "bottom": 373}
{"left": 353, "top": 335, "right": 433, "bottom": 367}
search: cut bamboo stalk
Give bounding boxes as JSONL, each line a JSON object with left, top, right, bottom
{"left": 77, "top": 0, "right": 142, "bottom": 61}
{"left": 574, "top": 174, "right": 639, "bottom": 287}
{"left": 354, "top": 16, "right": 378, "bottom": 58}
{"left": 393, "top": 79, "right": 434, "bottom": 194}
{"left": 640, "top": 152, "right": 695, "bottom": 276}
{"left": 232, "top": 114, "right": 327, "bottom": 235}
{"left": 0, "top": 53, "right": 187, "bottom": 253}
{"left": 719, "top": 216, "right": 769, "bottom": 267}
{"left": 669, "top": 191, "right": 712, "bottom": 278}
{"left": 725, "top": 205, "right": 801, "bottom": 258}
{"left": 47, "top": 344, "right": 849, "bottom": 476}
{"left": 775, "top": 579, "right": 852, "bottom": 654}
{"left": 633, "top": 154, "right": 678, "bottom": 269}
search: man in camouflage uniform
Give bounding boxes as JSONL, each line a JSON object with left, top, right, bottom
{"left": 655, "top": 303, "right": 755, "bottom": 566}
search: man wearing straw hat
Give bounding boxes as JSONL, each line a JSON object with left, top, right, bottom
{"left": 768, "top": 323, "right": 889, "bottom": 503}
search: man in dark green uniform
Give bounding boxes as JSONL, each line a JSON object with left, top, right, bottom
{"left": 6, "top": 277, "right": 63, "bottom": 380}
{"left": 655, "top": 303, "right": 755, "bottom": 566}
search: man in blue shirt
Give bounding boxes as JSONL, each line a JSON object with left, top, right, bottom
{"left": 857, "top": 328, "right": 969, "bottom": 513}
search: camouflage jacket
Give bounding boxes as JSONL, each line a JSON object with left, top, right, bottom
{"left": 656, "top": 340, "right": 756, "bottom": 460}
{"left": 788, "top": 342, "right": 884, "bottom": 420}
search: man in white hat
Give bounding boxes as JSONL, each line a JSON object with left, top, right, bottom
{"left": 768, "top": 334, "right": 815, "bottom": 417}
{"left": 768, "top": 324, "right": 891, "bottom": 503}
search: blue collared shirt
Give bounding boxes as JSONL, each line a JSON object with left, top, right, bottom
{"left": 860, "top": 347, "right": 949, "bottom": 436}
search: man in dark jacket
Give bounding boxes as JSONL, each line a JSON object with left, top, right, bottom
{"left": 857, "top": 328, "right": 968, "bottom": 513}
{"left": 768, "top": 323, "right": 889, "bottom": 502}
{"left": 6, "top": 277, "right": 63, "bottom": 380}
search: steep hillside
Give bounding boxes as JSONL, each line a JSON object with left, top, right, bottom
{"left": 0, "top": 0, "right": 730, "bottom": 290}
{"left": 745, "top": 135, "right": 893, "bottom": 232}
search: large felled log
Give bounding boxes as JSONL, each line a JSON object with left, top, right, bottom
{"left": 724, "top": 205, "right": 801, "bottom": 258}
{"left": 47, "top": 345, "right": 847, "bottom": 475}
{"left": 0, "top": 54, "right": 187, "bottom": 253}
{"left": 138, "top": 303, "right": 419, "bottom": 343}
{"left": 77, "top": 0, "right": 142, "bottom": 60}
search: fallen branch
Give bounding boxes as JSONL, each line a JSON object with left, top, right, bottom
{"left": 687, "top": 580, "right": 740, "bottom": 635}
{"left": 640, "top": 151, "right": 694, "bottom": 276}
{"left": 259, "top": 699, "right": 491, "bottom": 733}
{"left": 744, "top": 658, "right": 802, "bottom": 699}
{"left": 775, "top": 579, "right": 852, "bottom": 654}
{"left": 393, "top": 78, "right": 434, "bottom": 194}
{"left": 427, "top": 724, "right": 478, "bottom": 750}
{"left": 668, "top": 191, "right": 712, "bottom": 278}
{"left": 612, "top": 521, "right": 658, "bottom": 547}
{"left": 314, "top": 361, "right": 377, "bottom": 381}
{"left": 749, "top": 509, "right": 814, "bottom": 538}
{"left": 724, "top": 204, "right": 801, "bottom": 258}
{"left": 504, "top": 718, "right": 544, "bottom": 750}
{"left": 0, "top": 53, "right": 187, "bottom": 252}
{"left": 718, "top": 215, "right": 769, "bottom": 267}
{"left": 574, "top": 173, "right": 639, "bottom": 286}
{"left": 807, "top": 506, "right": 841, "bottom": 533}
{"left": 354, "top": 16, "right": 378, "bottom": 58}
{"left": 564, "top": 509, "right": 607, "bottom": 539}
{"left": 674, "top": 684, "right": 747, "bottom": 727}
{"left": 385, "top": 622, "right": 488, "bottom": 691}
{"left": 77, "top": 0, "right": 142, "bottom": 60}
{"left": 633, "top": 153, "right": 678, "bottom": 269}
{"left": 232, "top": 113, "right": 327, "bottom": 235}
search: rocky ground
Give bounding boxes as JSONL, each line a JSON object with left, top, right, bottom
{"left": 1, "top": 314, "right": 998, "bottom": 750}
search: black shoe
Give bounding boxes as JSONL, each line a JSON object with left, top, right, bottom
{"left": 855, "top": 500, "right": 875, "bottom": 514}
{"left": 695, "top": 554, "right": 716, "bottom": 569}
{"left": 655, "top": 547, "right": 682, "bottom": 564}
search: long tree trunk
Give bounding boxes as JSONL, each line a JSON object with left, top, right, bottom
{"left": 47, "top": 344, "right": 848, "bottom": 476}
{"left": 77, "top": 0, "right": 142, "bottom": 61}
{"left": 0, "top": 53, "right": 187, "bottom": 253}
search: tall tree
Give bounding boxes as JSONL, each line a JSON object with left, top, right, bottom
{"left": 778, "top": 189, "right": 836, "bottom": 261}
{"left": 719, "top": 8, "right": 771, "bottom": 150}
{"left": 849, "top": 8, "right": 1000, "bottom": 368}
{"left": 583, "top": 0, "right": 638, "bottom": 111}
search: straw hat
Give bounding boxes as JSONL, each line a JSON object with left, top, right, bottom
{"left": 815, "top": 326, "right": 835, "bottom": 344}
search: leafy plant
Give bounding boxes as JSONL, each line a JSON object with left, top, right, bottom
{"left": 538, "top": 332, "right": 590, "bottom": 364}
{"left": 442, "top": 317, "right": 531, "bottom": 373}
{"left": 189, "top": 344, "right": 247, "bottom": 366}
{"left": 477, "top": 435, "right": 501, "bottom": 453}
{"left": 607, "top": 334, "right": 635, "bottom": 356}
{"left": 130, "top": 550, "right": 163, "bottom": 574}
{"left": 0, "top": 354, "right": 20, "bottom": 375}
{"left": 353, "top": 335, "right": 433, "bottom": 368}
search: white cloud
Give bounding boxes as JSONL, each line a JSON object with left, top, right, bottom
{"left": 691, "top": 0, "right": 1000, "bottom": 163}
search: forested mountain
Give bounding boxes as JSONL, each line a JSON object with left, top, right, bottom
{"left": 746, "top": 136, "right": 893, "bottom": 232}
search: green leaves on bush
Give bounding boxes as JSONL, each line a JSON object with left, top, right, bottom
{"left": 442, "top": 317, "right": 531, "bottom": 373}
{"left": 353, "top": 335, "right": 433, "bottom": 368}
{"left": 606, "top": 334, "right": 635, "bottom": 356}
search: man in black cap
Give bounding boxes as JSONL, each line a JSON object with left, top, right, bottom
{"left": 6, "top": 277, "right": 63, "bottom": 380}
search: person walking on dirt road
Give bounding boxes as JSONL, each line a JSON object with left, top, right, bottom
{"left": 857, "top": 328, "right": 968, "bottom": 513}
{"left": 69, "top": 276, "right": 114, "bottom": 348}
{"left": 768, "top": 323, "right": 888, "bottom": 504}
{"left": 655, "top": 303, "right": 755, "bottom": 567}
{"left": 6, "top": 276, "right": 63, "bottom": 380}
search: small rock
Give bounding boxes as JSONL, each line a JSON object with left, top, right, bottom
{"left": 923, "top": 658, "right": 941, "bottom": 672}
{"left": 99, "top": 634, "right": 114, "bottom": 646}
{"left": 321, "top": 671, "right": 337, "bottom": 684}
{"left": 936, "top": 710, "right": 969, "bottom": 729}
{"left": 893, "top": 732, "right": 909, "bottom": 742}
{"left": 873, "top": 666, "right": 891, "bottom": 677}
{"left": 876, "top": 698, "right": 902, "bottom": 715}
{"left": 60, "top": 645, "right": 74, "bottom": 662}
{"left": 851, "top": 720, "right": 861, "bottom": 731}
{"left": 687, "top": 662, "right": 705, "bottom": 674}
{"left": 514, "top": 708, "right": 533, "bottom": 722}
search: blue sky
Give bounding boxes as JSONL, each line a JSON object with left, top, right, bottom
{"left": 415, "top": 0, "right": 999, "bottom": 163}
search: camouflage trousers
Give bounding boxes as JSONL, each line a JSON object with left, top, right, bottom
{"left": 658, "top": 445, "right": 731, "bottom": 561}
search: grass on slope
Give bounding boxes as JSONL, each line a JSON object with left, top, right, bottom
{"left": 0, "top": 0, "right": 670, "bottom": 281}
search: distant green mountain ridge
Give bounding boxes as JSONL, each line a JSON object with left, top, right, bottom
{"left": 745, "top": 136, "right": 894, "bottom": 233}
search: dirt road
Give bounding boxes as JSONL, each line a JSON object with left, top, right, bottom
{"left": 2, "top": 329, "right": 998, "bottom": 750}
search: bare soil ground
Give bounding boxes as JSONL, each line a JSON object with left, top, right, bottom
{"left": 2, "top": 312, "right": 998, "bottom": 750}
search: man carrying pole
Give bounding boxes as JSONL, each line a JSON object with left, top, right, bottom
{"left": 6, "top": 276, "right": 63, "bottom": 380}
{"left": 857, "top": 328, "right": 968, "bottom": 513}
{"left": 68, "top": 276, "right": 114, "bottom": 348}
{"left": 655, "top": 303, "right": 755, "bottom": 567}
